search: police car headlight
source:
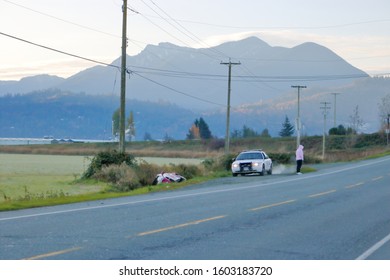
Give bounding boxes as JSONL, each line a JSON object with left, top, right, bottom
{"left": 232, "top": 163, "right": 239, "bottom": 168}
{"left": 252, "top": 162, "right": 260, "bottom": 167}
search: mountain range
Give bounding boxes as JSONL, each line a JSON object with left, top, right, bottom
{"left": 1, "top": 36, "right": 388, "bottom": 140}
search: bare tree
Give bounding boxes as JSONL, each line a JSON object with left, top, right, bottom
{"left": 126, "top": 111, "right": 136, "bottom": 141}
{"left": 349, "top": 105, "right": 365, "bottom": 134}
{"left": 378, "top": 93, "right": 390, "bottom": 129}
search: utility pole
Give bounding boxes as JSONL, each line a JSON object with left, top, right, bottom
{"left": 221, "top": 59, "right": 241, "bottom": 154}
{"left": 291, "top": 85, "right": 307, "bottom": 148}
{"left": 387, "top": 114, "right": 390, "bottom": 146}
{"left": 331, "top": 93, "right": 341, "bottom": 128}
{"left": 119, "top": 0, "right": 128, "bottom": 153}
{"left": 320, "top": 101, "right": 331, "bottom": 159}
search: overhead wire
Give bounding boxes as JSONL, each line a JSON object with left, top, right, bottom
{"left": 132, "top": 11, "right": 390, "bottom": 31}
{"left": 146, "top": 0, "right": 227, "bottom": 58}
{"left": 0, "top": 30, "right": 226, "bottom": 107}
{"left": 0, "top": 31, "right": 120, "bottom": 70}
{"left": 136, "top": 1, "right": 315, "bottom": 94}
{"left": 132, "top": 1, "right": 277, "bottom": 103}
{"left": 132, "top": 72, "right": 225, "bottom": 107}
{"left": 2, "top": 0, "right": 121, "bottom": 39}
{"left": 0, "top": 30, "right": 370, "bottom": 84}
{"left": 1, "top": 1, "right": 382, "bottom": 109}
{"left": 1, "top": 1, "right": 228, "bottom": 106}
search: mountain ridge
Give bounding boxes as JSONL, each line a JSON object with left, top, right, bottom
{"left": 1, "top": 76, "right": 389, "bottom": 140}
{"left": 3, "top": 36, "right": 386, "bottom": 140}
{"left": 0, "top": 36, "right": 368, "bottom": 109}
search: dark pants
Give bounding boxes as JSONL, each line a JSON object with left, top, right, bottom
{"left": 296, "top": 160, "right": 303, "bottom": 173}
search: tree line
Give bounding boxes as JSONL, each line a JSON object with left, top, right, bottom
{"left": 112, "top": 93, "right": 390, "bottom": 141}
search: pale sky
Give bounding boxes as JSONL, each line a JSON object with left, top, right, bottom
{"left": 1, "top": 0, "right": 390, "bottom": 81}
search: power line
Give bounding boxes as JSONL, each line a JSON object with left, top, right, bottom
{"left": 145, "top": 0, "right": 228, "bottom": 58}
{"left": 1, "top": 30, "right": 370, "bottom": 84}
{"left": 2, "top": 0, "right": 121, "bottom": 39}
{"left": 0, "top": 31, "right": 120, "bottom": 70}
{"left": 0, "top": 31, "right": 228, "bottom": 107}
{"left": 133, "top": 72, "right": 225, "bottom": 107}
{"left": 132, "top": 3, "right": 228, "bottom": 61}
{"left": 132, "top": 12, "right": 390, "bottom": 31}
{"left": 131, "top": 66, "right": 368, "bottom": 82}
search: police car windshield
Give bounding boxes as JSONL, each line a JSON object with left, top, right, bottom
{"left": 236, "top": 152, "right": 263, "bottom": 160}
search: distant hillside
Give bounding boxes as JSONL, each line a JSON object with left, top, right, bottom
{"left": 0, "top": 74, "right": 65, "bottom": 94}
{"left": 0, "top": 36, "right": 368, "bottom": 110}
{"left": 220, "top": 76, "right": 390, "bottom": 136}
{"left": 0, "top": 90, "right": 198, "bottom": 140}
{"left": 1, "top": 77, "right": 389, "bottom": 141}
{"left": 4, "top": 36, "right": 389, "bottom": 140}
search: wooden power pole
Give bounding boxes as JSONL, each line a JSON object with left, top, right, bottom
{"left": 291, "top": 85, "right": 307, "bottom": 148}
{"left": 119, "top": 0, "right": 128, "bottom": 153}
{"left": 320, "top": 101, "right": 331, "bottom": 159}
{"left": 221, "top": 59, "right": 241, "bottom": 154}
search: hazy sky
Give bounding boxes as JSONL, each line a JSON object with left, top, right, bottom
{"left": 1, "top": 0, "right": 389, "bottom": 80}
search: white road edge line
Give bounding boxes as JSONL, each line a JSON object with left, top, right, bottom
{"left": 356, "top": 232, "right": 390, "bottom": 260}
{"left": 1, "top": 156, "right": 390, "bottom": 222}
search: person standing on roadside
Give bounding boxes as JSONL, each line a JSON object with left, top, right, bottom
{"left": 296, "top": 144, "right": 304, "bottom": 174}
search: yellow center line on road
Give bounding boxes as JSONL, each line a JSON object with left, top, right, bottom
{"left": 372, "top": 176, "right": 383, "bottom": 181}
{"left": 345, "top": 182, "right": 365, "bottom": 189}
{"left": 249, "top": 199, "right": 297, "bottom": 212}
{"left": 308, "top": 189, "right": 337, "bottom": 198}
{"left": 135, "top": 215, "right": 226, "bottom": 237}
{"left": 23, "top": 247, "right": 82, "bottom": 260}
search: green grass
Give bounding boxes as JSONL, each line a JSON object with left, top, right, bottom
{"left": 0, "top": 153, "right": 208, "bottom": 211}
{"left": 1, "top": 134, "right": 388, "bottom": 211}
{"left": 0, "top": 154, "right": 100, "bottom": 202}
{"left": 0, "top": 173, "right": 229, "bottom": 212}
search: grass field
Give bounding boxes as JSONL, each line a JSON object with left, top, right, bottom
{"left": 0, "top": 154, "right": 96, "bottom": 202}
{"left": 0, "top": 153, "right": 203, "bottom": 203}
{"left": 1, "top": 135, "right": 388, "bottom": 209}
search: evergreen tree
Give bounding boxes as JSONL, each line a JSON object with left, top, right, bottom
{"left": 279, "top": 115, "right": 294, "bottom": 137}
{"left": 143, "top": 132, "right": 153, "bottom": 141}
{"left": 242, "top": 125, "right": 258, "bottom": 138}
{"left": 198, "top": 117, "right": 212, "bottom": 139}
{"left": 231, "top": 129, "right": 242, "bottom": 139}
{"left": 329, "top": 125, "right": 347, "bottom": 135}
{"left": 260, "top": 128, "right": 271, "bottom": 138}
{"left": 186, "top": 117, "right": 212, "bottom": 140}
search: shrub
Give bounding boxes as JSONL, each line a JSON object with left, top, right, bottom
{"left": 135, "top": 160, "right": 161, "bottom": 186}
{"left": 203, "top": 154, "right": 235, "bottom": 172}
{"left": 268, "top": 153, "right": 292, "bottom": 164}
{"left": 354, "top": 133, "right": 386, "bottom": 148}
{"left": 174, "top": 163, "right": 202, "bottom": 179}
{"left": 205, "top": 138, "right": 225, "bottom": 150}
{"left": 220, "top": 153, "right": 235, "bottom": 171}
{"left": 83, "top": 150, "right": 136, "bottom": 178}
{"left": 202, "top": 158, "right": 214, "bottom": 169}
{"left": 94, "top": 163, "right": 140, "bottom": 192}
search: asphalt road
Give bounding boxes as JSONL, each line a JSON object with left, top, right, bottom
{"left": 1, "top": 156, "right": 390, "bottom": 260}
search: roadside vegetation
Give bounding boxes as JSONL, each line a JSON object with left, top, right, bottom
{"left": 1, "top": 132, "right": 389, "bottom": 211}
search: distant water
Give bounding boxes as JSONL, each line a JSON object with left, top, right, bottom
{"left": 0, "top": 138, "right": 113, "bottom": 146}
